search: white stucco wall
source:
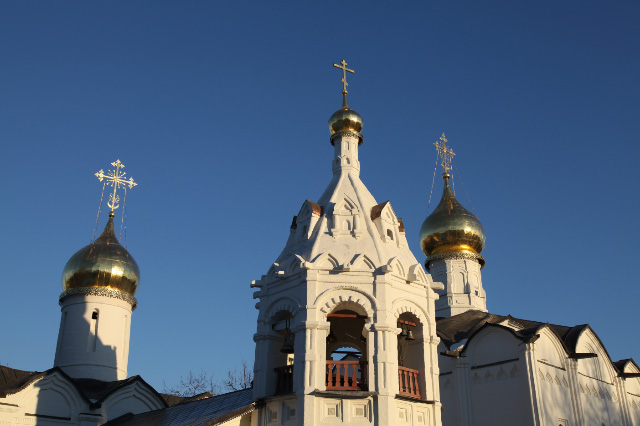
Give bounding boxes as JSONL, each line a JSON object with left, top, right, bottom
{"left": 54, "top": 294, "right": 133, "bottom": 381}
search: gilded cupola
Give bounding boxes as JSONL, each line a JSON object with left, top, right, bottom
{"left": 60, "top": 159, "right": 140, "bottom": 307}
{"left": 61, "top": 212, "right": 140, "bottom": 305}
{"left": 419, "top": 134, "right": 485, "bottom": 268}
{"left": 328, "top": 59, "right": 364, "bottom": 143}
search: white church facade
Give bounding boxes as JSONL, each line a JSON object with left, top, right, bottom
{"left": 1, "top": 62, "right": 639, "bottom": 426}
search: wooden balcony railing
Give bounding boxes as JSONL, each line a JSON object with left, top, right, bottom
{"left": 274, "top": 365, "right": 294, "bottom": 395}
{"left": 398, "top": 366, "right": 421, "bottom": 399}
{"left": 326, "top": 361, "right": 367, "bottom": 391}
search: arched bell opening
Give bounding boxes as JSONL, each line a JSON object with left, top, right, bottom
{"left": 325, "top": 308, "right": 368, "bottom": 391}
{"left": 397, "top": 312, "right": 424, "bottom": 399}
{"left": 270, "top": 310, "right": 295, "bottom": 395}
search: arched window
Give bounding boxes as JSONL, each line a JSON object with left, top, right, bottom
{"left": 397, "top": 313, "right": 424, "bottom": 399}
{"left": 326, "top": 309, "right": 368, "bottom": 391}
{"left": 270, "top": 311, "right": 294, "bottom": 395}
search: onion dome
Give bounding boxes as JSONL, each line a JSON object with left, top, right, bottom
{"left": 328, "top": 94, "right": 364, "bottom": 144}
{"left": 60, "top": 212, "right": 139, "bottom": 306}
{"left": 419, "top": 173, "right": 485, "bottom": 266}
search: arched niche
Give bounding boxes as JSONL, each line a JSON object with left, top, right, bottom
{"left": 466, "top": 326, "right": 521, "bottom": 367}
{"left": 575, "top": 328, "right": 616, "bottom": 383}
{"left": 535, "top": 327, "right": 567, "bottom": 369}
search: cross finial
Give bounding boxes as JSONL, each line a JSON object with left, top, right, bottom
{"left": 333, "top": 59, "right": 355, "bottom": 108}
{"left": 95, "top": 159, "right": 138, "bottom": 213}
{"left": 433, "top": 133, "right": 456, "bottom": 174}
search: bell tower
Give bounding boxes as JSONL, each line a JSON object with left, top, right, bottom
{"left": 252, "top": 61, "right": 443, "bottom": 426}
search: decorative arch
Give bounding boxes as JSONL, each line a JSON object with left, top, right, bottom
{"left": 408, "top": 264, "right": 428, "bottom": 285}
{"left": 314, "top": 287, "right": 376, "bottom": 319}
{"left": 574, "top": 327, "right": 617, "bottom": 383}
{"left": 104, "top": 382, "right": 165, "bottom": 420}
{"left": 387, "top": 257, "right": 406, "bottom": 279}
{"left": 337, "top": 194, "right": 359, "bottom": 213}
{"left": 310, "top": 252, "right": 341, "bottom": 270}
{"left": 535, "top": 325, "right": 567, "bottom": 369}
{"left": 264, "top": 296, "right": 302, "bottom": 322}
{"left": 17, "top": 372, "right": 83, "bottom": 419}
{"left": 392, "top": 298, "right": 430, "bottom": 327}
{"left": 349, "top": 254, "right": 376, "bottom": 271}
{"left": 461, "top": 324, "right": 522, "bottom": 365}
{"left": 279, "top": 256, "right": 303, "bottom": 276}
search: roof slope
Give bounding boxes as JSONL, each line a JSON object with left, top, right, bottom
{"left": 0, "top": 365, "right": 39, "bottom": 396}
{"left": 274, "top": 171, "right": 419, "bottom": 271}
{"left": 103, "top": 388, "right": 255, "bottom": 426}
{"left": 0, "top": 366, "right": 166, "bottom": 408}
{"left": 436, "top": 310, "right": 589, "bottom": 353}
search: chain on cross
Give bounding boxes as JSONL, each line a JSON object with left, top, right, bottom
{"left": 333, "top": 59, "right": 355, "bottom": 95}
{"left": 95, "top": 159, "right": 138, "bottom": 212}
{"left": 434, "top": 133, "right": 456, "bottom": 174}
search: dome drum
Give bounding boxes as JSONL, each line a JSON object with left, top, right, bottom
{"left": 424, "top": 252, "right": 485, "bottom": 271}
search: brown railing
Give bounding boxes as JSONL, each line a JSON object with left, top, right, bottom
{"left": 398, "top": 366, "right": 421, "bottom": 399}
{"left": 274, "top": 365, "right": 294, "bottom": 395}
{"left": 326, "top": 361, "right": 367, "bottom": 390}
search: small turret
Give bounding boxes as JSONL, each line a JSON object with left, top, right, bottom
{"left": 419, "top": 135, "right": 487, "bottom": 317}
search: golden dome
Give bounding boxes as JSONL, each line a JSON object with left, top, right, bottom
{"left": 328, "top": 106, "right": 364, "bottom": 136}
{"left": 62, "top": 213, "right": 140, "bottom": 298}
{"left": 328, "top": 92, "right": 364, "bottom": 144}
{"left": 420, "top": 173, "right": 485, "bottom": 258}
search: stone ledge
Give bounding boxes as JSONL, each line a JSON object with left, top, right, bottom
{"left": 313, "top": 389, "right": 377, "bottom": 399}
{"left": 395, "top": 394, "right": 436, "bottom": 404}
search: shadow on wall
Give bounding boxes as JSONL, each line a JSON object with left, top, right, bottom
{"left": 32, "top": 304, "right": 119, "bottom": 424}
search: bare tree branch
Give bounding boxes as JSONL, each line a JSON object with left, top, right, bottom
{"left": 162, "top": 370, "right": 220, "bottom": 397}
{"left": 163, "top": 361, "right": 253, "bottom": 397}
{"left": 222, "top": 360, "right": 253, "bottom": 392}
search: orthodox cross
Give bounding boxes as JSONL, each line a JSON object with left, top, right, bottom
{"left": 434, "top": 133, "right": 456, "bottom": 174}
{"left": 333, "top": 59, "right": 355, "bottom": 95}
{"left": 95, "top": 159, "right": 138, "bottom": 212}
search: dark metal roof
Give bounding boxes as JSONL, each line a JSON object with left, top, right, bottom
{"left": 103, "top": 388, "right": 255, "bottom": 426}
{"left": 436, "top": 310, "right": 589, "bottom": 354}
{"left": 160, "top": 392, "right": 215, "bottom": 408}
{"left": 0, "top": 365, "right": 39, "bottom": 397}
{"left": 0, "top": 366, "right": 166, "bottom": 409}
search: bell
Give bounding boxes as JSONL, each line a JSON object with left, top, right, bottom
{"left": 399, "top": 325, "right": 407, "bottom": 337}
{"left": 327, "top": 330, "right": 337, "bottom": 344}
{"left": 406, "top": 329, "right": 415, "bottom": 341}
{"left": 280, "top": 330, "right": 295, "bottom": 354}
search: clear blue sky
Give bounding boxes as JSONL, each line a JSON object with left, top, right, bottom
{"left": 1, "top": 1, "right": 639, "bottom": 391}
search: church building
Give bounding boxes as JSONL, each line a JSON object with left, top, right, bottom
{"left": 1, "top": 61, "right": 638, "bottom": 426}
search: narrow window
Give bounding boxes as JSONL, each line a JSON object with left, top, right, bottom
{"left": 88, "top": 309, "right": 99, "bottom": 352}
{"left": 387, "top": 229, "right": 394, "bottom": 240}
